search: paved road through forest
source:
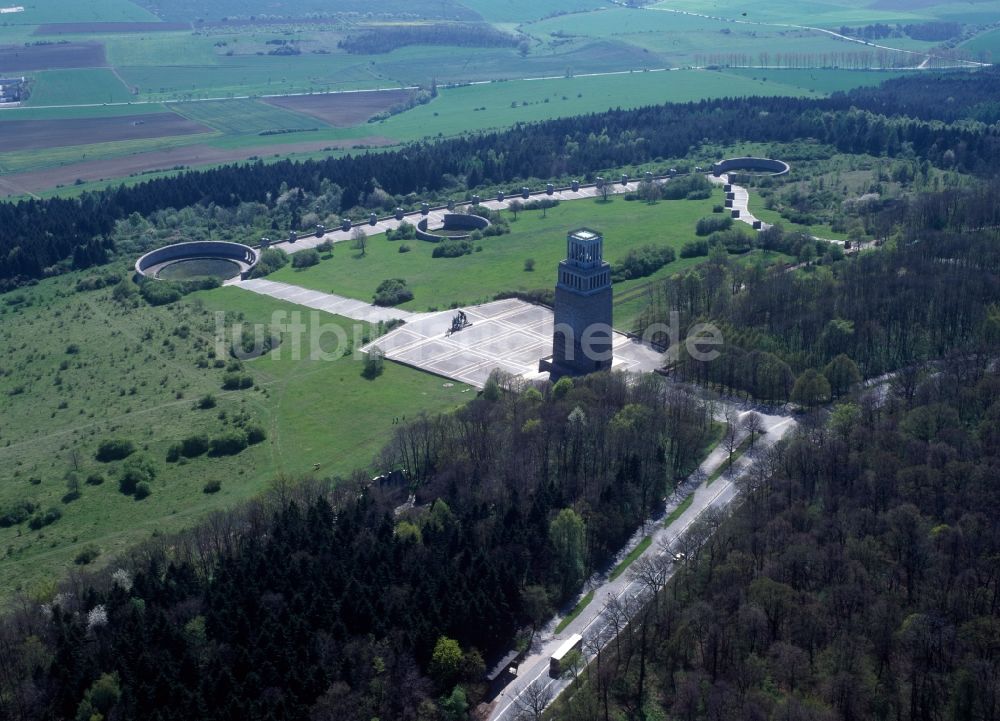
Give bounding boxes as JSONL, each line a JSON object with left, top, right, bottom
{"left": 487, "top": 407, "right": 796, "bottom": 720}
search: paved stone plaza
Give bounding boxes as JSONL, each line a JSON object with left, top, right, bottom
{"left": 363, "top": 299, "right": 663, "bottom": 388}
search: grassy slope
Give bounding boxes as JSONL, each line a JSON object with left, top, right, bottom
{"left": 267, "top": 193, "right": 723, "bottom": 322}
{"left": 0, "top": 277, "right": 469, "bottom": 598}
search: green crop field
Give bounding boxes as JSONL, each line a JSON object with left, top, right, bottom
{"left": 0, "top": 275, "right": 470, "bottom": 598}
{"left": 266, "top": 191, "right": 726, "bottom": 326}
{"left": 647, "top": 0, "right": 933, "bottom": 28}
{"left": 373, "top": 69, "right": 814, "bottom": 141}
{"left": 24, "top": 68, "right": 134, "bottom": 106}
{"left": 460, "top": 0, "right": 602, "bottom": 23}
{"left": 962, "top": 28, "right": 1000, "bottom": 59}
{"left": 724, "top": 68, "right": 906, "bottom": 94}
{"left": 171, "top": 99, "right": 329, "bottom": 135}
{"left": 0, "top": 102, "right": 168, "bottom": 122}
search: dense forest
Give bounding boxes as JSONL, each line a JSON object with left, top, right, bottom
{"left": 0, "top": 373, "right": 715, "bottom": 720}
{"left": 637, "top": 184, "right": 1000, "bottom": 402}
{"left": 554, "top": 357, "right": 1000, "bottom": 721}
{"left": 2, "top": 68, "right": 998, "bottom": 286}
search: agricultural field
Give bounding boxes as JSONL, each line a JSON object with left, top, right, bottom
{"left": 0, "top": 112, "right": 210, "bottom": 152}
{"left": 645, "top": 0, "right": 944, "bottom": 29}
{"left": 0, "top": 0, "right": 156, "bottom": 26}
{"left": 0, "top": 41, "right": 106, "bottom": 72}
{"left": 0, "top": 275, "right": 471, "bottom": 597}
{"left": 263, "top": 89, "right": 415, "bottom": 127}
{"left": 34, "top": 21, "right": 191, "bottom": 34}
{"left": 23, "top": 67, "right": 133, "bottom": 106}
{"left": 267, "top": 190, "right": 728, "bottom": 328}
{"left": 172, "top": 98, "right": 328, "bottom": 135}
{"left": 0, "top": 0, "right": 986, "bottom": 195}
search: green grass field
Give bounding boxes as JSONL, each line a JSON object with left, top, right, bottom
{"left": 648, "top": 0, "right": 934, "bottom": 28}
{"left": 267, "top": 192, "right": 723, "bottom": 325}
{"left": 373, "top": 69, "right": 814, "bottom": 141}
{"left": 0, "top": 275, "right": 470, "bottom": 598}
{"left": 24, "top": 68, "right": 134, "bottom": 106}
{"left": 0, "top": 103, "right": 168, "bottom": 122}
{"left": 171, "top": 99, "right": 329, "bottom": 134}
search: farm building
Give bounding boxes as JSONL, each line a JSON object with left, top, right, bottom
{"left": 0, "top": 76, "right": 25, "bottom": 103}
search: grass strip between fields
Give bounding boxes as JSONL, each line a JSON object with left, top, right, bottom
{"left": 555, "top": 590, "right": 596, "bottom": 634}
{"left": 609, "top": 535, "right": 653, "bottom": 582}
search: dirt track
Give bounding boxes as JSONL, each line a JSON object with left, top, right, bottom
{"left": 0, "top": 136, "right": 395, "bottom": 197}
{"left": 0, "top": 42, "right": 105, "bottom": 72}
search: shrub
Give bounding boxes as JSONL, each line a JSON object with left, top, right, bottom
{"left": 222, "top": 373, "right": 254, "bottom": 390}
{"left": 203, "top": 480, "right": 222, "bottom": 494}
{"left": 524, "top": 258, "right": 536, "bottom": 272}
{"left": 373, "top": 278, "right": 414, "bottom": 306}
{"left": 611, "top": 245, "right": 676, "bottom": 282}
{"left": 166, "top": 443, "right": 181, "bottom": 462}
{"left": 181, "top": 435, "right": 210, "bottom": 457}
{"left": 432, "top": 240, "right": 472, "bottom": 258}
{"left": 696, "top": 215, "right": 733, "bottom": 236}
{"left": 387, "top": 221, "right": 416, "bottom": 241}
{"left": 133, "top": 482, "right": 152, "bottom": 500}
{"left": 680, "top": 240, "right": 709, "bottom": 258}
{"left": 709, "top": 228, "right": 754, "bottom": 253}
{"left": 363, "top": 347, "right": 385, "bottom": 379}
{"left": 28, "top": 506, "right": 62, "bottom": 530}
{"left": 74, "top": 546, "right": 101, "bottom": 565}
{"left": 210, "top": 431, "right": 249, "bottom": 456}
{"left": 316, "top": 239, "right": 333, "bottom": 252}
{"left": 249, "top": 248, "right": 289, "bottom": 278}
{"left": 0, "top": 500, "right": 37, "bottom": 528}
{"left": 398, "top": 243, "right": 411, "bottom": 253}
{"left": 245, "top": 425, "right": 267, "bottom": 445}
{"left": 196, "top": 394, "right": 216, "bottom": 409}
{"left": 292, "top": 248, "right": 320, "bottom": 268}
{"left": 661, "top": 174, "right": 712, "bottom": 200}
{"left": 138, "top": 281, "right": 183, "bottom": 306}
{"left": 96, "top": 438, "right": 135, "bottom": 462}
{"left": 119, "top": 454, "right": 156, "bottom": 495}
{"left": 85, "top": 472, "right": 105, "bottom": 486}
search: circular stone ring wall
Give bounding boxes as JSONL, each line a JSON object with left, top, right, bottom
{"left": 416, "top": 213, "right": 490, "bottom": 242}
{"left": 712, "top": 157, "right": 790, "bottom": 177}
{"left": 135, "top": 241, "right": 259, "bottom": 281}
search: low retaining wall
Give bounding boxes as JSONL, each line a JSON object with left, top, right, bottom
{"left": 135, "top": 241, "right": 259, "bottom": 280}
{"left": 416, "top": 213, "right": 490, "bottom": 242}
{"left": 712, "top": 157, "right": 789, "bottom": 177}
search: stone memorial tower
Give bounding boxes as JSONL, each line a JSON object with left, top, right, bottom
{"left": 551, "top": 228, "right": 613, "bottom": 373}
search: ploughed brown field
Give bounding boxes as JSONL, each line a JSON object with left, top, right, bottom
{"left": 0, "top": 42, "right": 106, "bottom": 72}
{"left": 0, "top": 136, "right": 396, "bottom": 196}
{"left": 0, "top": 113, "right": 211, "bottom": 152}
{"left": 263, "top": 89, "right": 414, "bottom": 127}
{"left": 34, "top": 22, "right": 191, "bottom": 35}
